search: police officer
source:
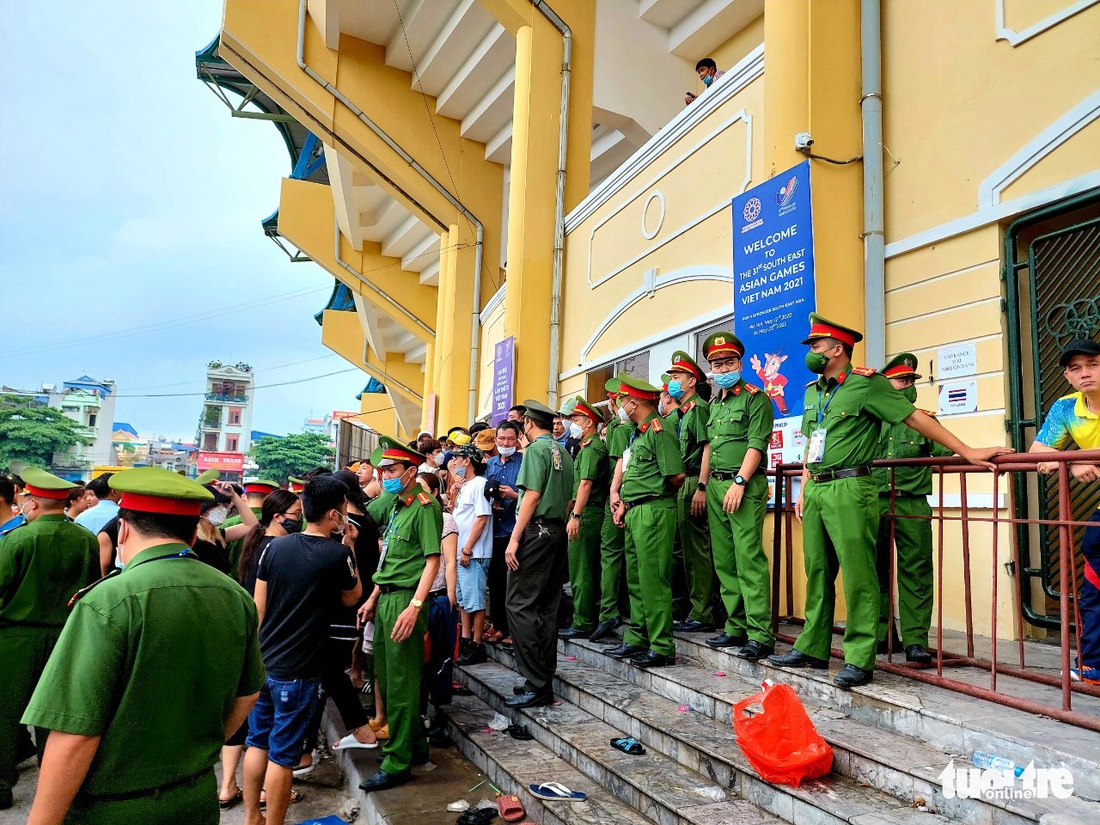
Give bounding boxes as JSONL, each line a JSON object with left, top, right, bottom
{"left": 223, "top": 479, "right": 278, "bottom": 575}
{"left": 875, "top": 354, "right": 953, "bottom": 664}
{"left": 663, "top": 351, "right": 721, "bottom": 635}
{"left": 591, "top": 379, "right": 633, "bottom": 641}
{"left": 357, "top": 437, "right": 442, "bottom": 792}
{"left": 505, "top": 400, "right": 574, "bottom": 708}
{"left": 696, "top": 332, "right": 776, "bottom": 660}
{"left": 0, "top": 467, "right": 100, "bottom": 810}
{"left": 768, "top": 314, "right": 1008, "bottom": 687}
{"left": 560, "top": 397, "right": 610, "bottom": 640}
{"left": 21, "top": 467, "right": 265, "bottom": 824}
{"left": 606, "top": 374, "right": 686, "bottom": 668}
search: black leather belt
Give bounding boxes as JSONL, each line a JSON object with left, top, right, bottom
{"left": 621, "top": 495, "right": 662, "bottom": 511}
{"left": 709, "top": 470, "right": 744, "bottom": 481}
{"left": 378, "top": 583, "right": 415, "bottom": 595}
{"left": 428, "top": 588, "right": 447, "bottom": 599}
{"left": 809, "top": 466, "right": 871, "bottom": 484}
{"left": 530, "top": 517, "right": 564, "bottom": 526}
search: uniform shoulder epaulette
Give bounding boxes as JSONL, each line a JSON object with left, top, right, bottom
{"left": 651, "top": 418, "right": 663, "bottom": 432}
{"left": 581, "top": 436, "right": 593, "bottom": 448}
{"left": 68, "top": 569, "right": 121, "bottom": 608}
{"left": 681, "top": 400, "right": 696, "bottom": 412}
{"left": 743, "top": 383, "right": 761, "bottom": 394}
{"left": 919, "top": 408, "right": 937, "bottom": 417}
{"left": 416, "top": 492, "right": 432, "bottom": 506}
{"left": 852, "top": 366, "right": 877, "bottom": 376}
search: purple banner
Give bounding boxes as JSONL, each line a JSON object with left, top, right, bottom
{"left": 491, "top": 336, "right": 515, "bottom": 426}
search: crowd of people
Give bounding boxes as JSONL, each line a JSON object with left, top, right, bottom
{"left": 2, "top": 314, "right": 1099, "bottom": 824}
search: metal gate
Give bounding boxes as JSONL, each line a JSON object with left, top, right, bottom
{"left": 1004, "top": 190, "right": 1100, "bottom": 629}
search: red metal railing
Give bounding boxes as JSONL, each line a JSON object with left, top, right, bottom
{"left": 769, "top": 448, "right": 1100, "bottom": 732}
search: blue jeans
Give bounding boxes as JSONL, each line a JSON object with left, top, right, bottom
{"left": 1079, "top": 510, "right": 1100, "bottom": 675}
{"left": 245, "top": 676, "right": 322, "bottom": 768}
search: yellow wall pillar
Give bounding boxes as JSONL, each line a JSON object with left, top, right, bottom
{"left": 483, "top": 0, "right": 595, "bottom": 404}
{"left": 764, "top": 0, "right": 864, "bottom": 351}
{"left": 428, "top": 224, "right": 477, "bottom": 430}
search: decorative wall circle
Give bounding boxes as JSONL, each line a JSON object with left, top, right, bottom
{"left": 641, "top": 190, "right": 666, "bottom": 240}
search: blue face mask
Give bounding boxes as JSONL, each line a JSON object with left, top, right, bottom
{"left": 667, "top": 380, "right": 685, "bottom": 400}
{"left": 454, "top": 465, "right": 467, "bottom": 478}
{"left": 382, "top": 476, "right": 405, "bottom": 495}
{"left": 713, "top": 371, "right": 740, "bottom": 388}
{"left": 702, "top": 74, "right": 714, "bottom": 87}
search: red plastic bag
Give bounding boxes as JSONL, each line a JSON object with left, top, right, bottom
{"left": 732, "top": 681, "right": 833, "bottom": 787}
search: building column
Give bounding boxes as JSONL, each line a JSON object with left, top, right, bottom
{"left": 429, "top": 224, "right": 477, "bottom": 430}
{"left": 764, "top": 0, "right": 864, "bottom": 352}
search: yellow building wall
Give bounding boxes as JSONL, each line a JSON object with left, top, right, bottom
{"left": 477, "top": 287, "right": 508, "bottom": 419}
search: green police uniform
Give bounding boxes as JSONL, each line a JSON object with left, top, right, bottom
{"left": 1, "top": 468, "right": 100, "bottom": 804}
{"left": 599, "top": 395, "right": 634, "bottom": 624}
{"left": 704, "top": 342, "right": 775, "bottom": 645}
{"left": 21, "top": 468, "right": 265, "bottom": 824}
{"left": 565, "top": 398, "right": 609, "bottom": 634}
{"left": 370, "top": 438, "right": 442, "bottom": 777}
{"left": 224, "top": 506, "right": 262, "bottom": 575}
{"left": 874, "top": 354, "right": 952, "bottom": 650}
{"left": 619, "top": 380, "right": 686, "bottom": 660}
{"left": 665, "top": 351, "right": 719, "bottom": 626}
{"left": 793, "top": 317, "right": 916, "bottom": 672}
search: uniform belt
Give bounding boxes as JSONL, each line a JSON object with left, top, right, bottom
{"left": 710, "top": 470, "right": 759, "bottom": 482}
{"left": 75, "top": 768, "right": 207, "bottom": 804}
{"left": 377, "top": 583, "right": 415, "bottom": 595}
{"left": 809, "top": 466, "right": 871, "bottom": 484}
{"left": 530, "top": 517, "right": 564, "bottom": 526}
{"left": 621, "top": 495, "right": 661, "bottom": 511}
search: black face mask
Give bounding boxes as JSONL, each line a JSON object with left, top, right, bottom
{"left": 280, "top": 516, "right": 303, "bottom": 534}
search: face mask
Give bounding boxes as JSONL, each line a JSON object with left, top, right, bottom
{"left": 899, "top": 386, "right": 917, "bottom": 403}
{"left": 569, "top": 422, "right": 583, "bottom": 439}
{"left": 702, "top": 74, "right": 714, "bottom": 87}
{"left": 280, "top": 516, "right": 303, "bottom": 534}
{"left": 382, "top": 477, "right": 405, "bottom": 495}
{"left": 207, "top": 506, "right": 228, "bottom": 526}
{"left": 667, "top": 380, "right": 685, "bottom": 400}
{"left": 498, "top": 445, "right": 516, "bottom": 457}
{"left": 430, "top": 453, "right": 444, "bottom": 467}
{"left": 713, "top": 371, "right": 740, "bottom": 388}
{"left": 454, "top": 464, "right": 468, "bottom": 479}
{"left": 617, "top": 407, "right": 630, "bottom": 423}
{"left": 805, "top": 351, "right": 831, "bottom": 374}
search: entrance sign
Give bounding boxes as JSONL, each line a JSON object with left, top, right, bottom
{"left": 491, "top": 337, "right": 515, "bottom": 426}
{"left": 938, "top": 342, "right": 977, "bottom": 380}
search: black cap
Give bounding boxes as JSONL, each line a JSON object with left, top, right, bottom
{"left": 1059, "top": 338, "right": 1100, "bottom": 367}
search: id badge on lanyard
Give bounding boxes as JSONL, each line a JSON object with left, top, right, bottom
{"left": 622, "top": 446, "right": 632, "bottom": 471}
{"left": 806, "top": 428, "right": 827, "bottom": 464}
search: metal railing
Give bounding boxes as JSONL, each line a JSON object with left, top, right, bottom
{"left": 204, "top": 393, "right": 249, "bottom": 403}
{"left": 769, "top": 448, "right": 1100, "bottom": 732}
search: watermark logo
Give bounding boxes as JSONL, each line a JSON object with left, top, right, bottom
{"left": 938, "top": 760, "right": 1074, "bottom": 800}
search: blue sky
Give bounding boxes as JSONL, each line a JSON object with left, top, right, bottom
{"left": 0, "top": 2, "right": 365, "bottom": 441}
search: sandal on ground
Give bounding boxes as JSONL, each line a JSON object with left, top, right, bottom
{"left": 292, "top": 758, "right": 316, "bottom": 778}
{"left": 528, "top": 782, "right": 587, "bottom": 801}
{"left": 456, "top": 808, "right": 498, "bottom": 825}
{"left": 335, "top": 731, "right": 378, "bottom": 749}
{"left": 218, "top": 787, "right": 242, "bottom": 810}
{"left": 610, "top": 736, "right": 646, "bottom": 755}
{"left": 259, "top": 788, "right": 303, "bottom": 810}
{"left": 497, "top": 794, "right": 526, "bottom": 822}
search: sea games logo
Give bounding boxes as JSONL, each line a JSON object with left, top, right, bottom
{"left": 741, "top": 197, "right": 763, "bottom": 233}
{"left": 776, "top": 174, "right": 799, "bottom": 216}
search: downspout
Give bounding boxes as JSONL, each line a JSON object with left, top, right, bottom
{"left": 530, "top": 0, "right": 571, "bottom": 409}
{"left": 860, "top": 0, "right": 885, "bottom": 367}
{"left": 297, "top": 0, "right": 484, "bottom": 421}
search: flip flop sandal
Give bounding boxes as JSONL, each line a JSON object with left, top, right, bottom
{"left": 259, "top": 788, "right": 303, "bottom": 811}
{"left": 610, "top": 736, "right": 646, "bottom": 755}
{"left": 506, "top": 724, "right": 533, "bottom": 741}
{"left": 528, "top": 782, "right": 587, "bottom": 801}
{"left": 497, "top": 794, "right": 526, "bottom": 822}
{"left": 335, "top": 732, "right": 379, "bottom": 749}
{"left": 218, "top": 788, "right": 242, "bottom": 810}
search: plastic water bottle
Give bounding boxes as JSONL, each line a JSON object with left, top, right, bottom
{"left": 972, "top": 751, "right": 1024, "bottom": 778}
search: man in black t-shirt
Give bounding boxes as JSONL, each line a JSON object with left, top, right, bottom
{"left": 242, "top": 476, "right": 364, "bottom": 825}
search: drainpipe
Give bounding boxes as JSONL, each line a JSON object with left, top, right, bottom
{"left": 529, "top": 0, "right": 572, "bottom": 410}
{"left": 861, "top": 0, "right": 885, "bottom": 367}
{"left": 297, "top": 0, "right": 484, "bottom": 421}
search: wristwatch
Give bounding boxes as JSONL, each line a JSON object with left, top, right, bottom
{"left": 569, "top": 512, "right": 581, "bottom": 520}
{"left": 734, "top": 475, "right": 746, "bottom": 486}
{"left": 696, "top": 481, "right": 707, "bottom": 492}
{"left": 410, "top": 597, "right": 424, "bottom": 609}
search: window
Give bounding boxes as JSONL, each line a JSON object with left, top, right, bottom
{"left": 226, "top": 435, "right": 239, "bottom": 452}
{"left": 228, "top": 408, "right": 242, "bottom": 426}
{"left": 203, "top": 433, "right": 218, "bottom": 450}
{"left": 88, "top": 413, "right": 97, "bottom": 427}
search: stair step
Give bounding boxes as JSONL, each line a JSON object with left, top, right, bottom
{"left": 461, "top": 659, "right": 950, "bottom": 825}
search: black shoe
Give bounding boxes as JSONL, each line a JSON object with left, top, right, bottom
{"left": 456, "top": 643, "right": 487, "bottom": 666}
{"left": 673, "top": 618, "right": 715, "bottom": 633}
{"left": 459, "top": 637, "right": 474, "bottom": 655}
{"left": 630, "top": 650, "right": 676, "bottom": 668}
{"left": 359, "top": 768, "right": 412, "bottom": 792}
{"left": 589, "top": 617, "right": 622, "bottom": 641}
{"left": 834, "top": 664, "right": 874, "bottom": 688}
{"left": 505, "top": 691, "right": 553, "bottom": 709}
{"left": 905, "top": 644, "right": 932, "bottom": 664}
{"left": 605, "top": 642, "right": 647, "bottom": 659}
{"left": 767, "top": 649, "right": 829, "bottom": 669}
{"left": 705, "top": 632, "right": 748, "bottom": 649}
{"left": 558, "top": 627, "right": 588, "bottom": 640}
{"left": 737, "top": 640, "right": 775, "bottom": 661}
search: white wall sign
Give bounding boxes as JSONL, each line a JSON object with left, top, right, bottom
{"left": 938, "top": 380, "right": 978, "bottom": 415}
{"left": 937, "top": 342, "right": 977, "bottom": 380}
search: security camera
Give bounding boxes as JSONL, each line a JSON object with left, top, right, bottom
{"left": 794, "top": 133, "right": 814, "bottom": 150}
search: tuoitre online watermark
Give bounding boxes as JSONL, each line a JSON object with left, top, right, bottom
{"left": 938, "top": 760, "right": 1074, "bottom": 800}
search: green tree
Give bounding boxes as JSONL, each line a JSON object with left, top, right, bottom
{"left": 249, "top": 432, "right": 334, "bottom": 484}
{"left": 0, "top": 395, "right": 93, "bottom": 469}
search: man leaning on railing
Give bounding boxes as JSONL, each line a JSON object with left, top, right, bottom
{"left": 1028, "top": 338, "right": 1100, "bottom": 685}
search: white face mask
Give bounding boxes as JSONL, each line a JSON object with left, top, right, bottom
{"left": 617, "top": 408, "right": 629, "bottom": 423}
{"left": 207, "top": 506, "right": 228, "bottom": 526}
{"left": 430, "top": 453, "right": 444, "bottom": 467}
{"left": 569, "top": 422, "right": 583, "bottom": 439}
{"left": 498, "top": 445, "right": 517, "bottom": 457}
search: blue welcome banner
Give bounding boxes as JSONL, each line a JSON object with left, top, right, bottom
{"left": 732, "top": 160, "right": 817, "bottom": 469}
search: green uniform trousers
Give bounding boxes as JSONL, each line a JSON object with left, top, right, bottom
{"left": 622, "top": 497, "right": 677, "bottom": 657}
{"left": 794, "top": 477, "right": 880, "bottom": 670}
{"left": 876, "top": 494, "right": 934, "bottom": 648}
{"left": 706, "top": 475, "right": 773, "bottom": 644}
{"left": 64, "top": 769, "right": 217, "bottom": 825}
{"left": 675, "top": 476, "right": 719, "bottom": 624}
{"left": 567, "top": 508, "right": 604, "bottom": 632}
{"left": 0, "top": 625, "right": 60, "bottom": 793}
{"left": 598, "top": 501, "right": 628, "bottom": 622}
{"left": 375, "top": 589, "right": 429, "bottom": 775}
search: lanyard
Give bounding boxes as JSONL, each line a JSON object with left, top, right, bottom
{"left": 816, "top": 386, "right": 838, "bottom": 425}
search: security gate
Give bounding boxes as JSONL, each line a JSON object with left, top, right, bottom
{"left": 1005, "top": 191, "right": 1100, "bottom": 629}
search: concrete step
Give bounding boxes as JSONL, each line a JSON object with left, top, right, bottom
{"left": 462, "top": 658, "right": 952, "bottom": 825}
